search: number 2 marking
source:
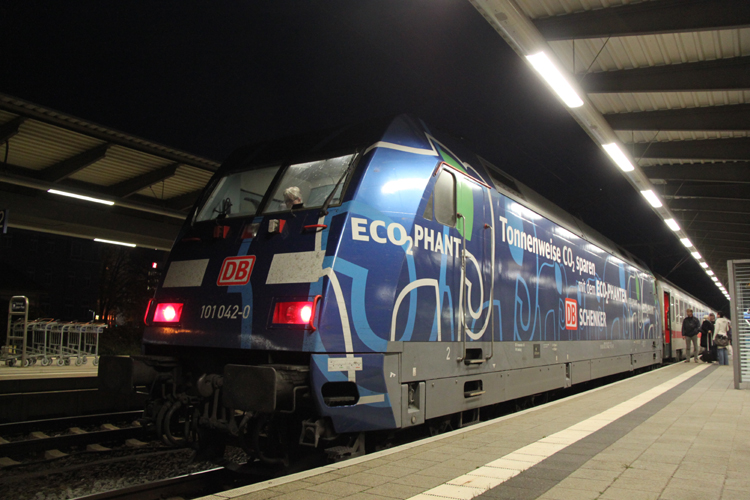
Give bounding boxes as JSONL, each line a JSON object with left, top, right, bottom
{"left": 446, "top": 346, "right": 451, "bottom": 360}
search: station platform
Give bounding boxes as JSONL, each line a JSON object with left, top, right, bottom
{"left": 0, "top": 363, "right": 98, "bottom": 382}
{"left": 198, "top": 362, "right": 747, "bottom": 500}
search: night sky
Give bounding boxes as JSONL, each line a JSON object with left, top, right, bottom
{"left": 0, "top": 1, "right": 725, "bottom": 310}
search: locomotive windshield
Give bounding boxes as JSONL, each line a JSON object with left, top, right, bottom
{"left": 196, "top": 165, "right": 280, "bottom": 222}
{"left": 195, "top": 153, "right": 355, "bottom": 221}
{"left": 262, "top": 153, "right": 354, "bottom": 213}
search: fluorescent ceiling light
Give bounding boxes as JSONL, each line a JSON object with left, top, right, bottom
{"left": 640, "top": 190, "right": 663, "bottom": 208}
{"left": 691, "top": 251, "right": 701, "bottom": 259}
{"left": 94, "top": 238, "right": 136, "bottom": 248}
{"left": 525, "top": 52, "right": 583, "bottom": 108}
{"left": 700, "top": 262, "right": 709, "bottom": 268}
{"left": 602, "top": 143, "right": 635, "bottom": 172}
{"left": 664, "top": 218, "right": 680, "bottom": 231}
{"left": 711, "top": 277, "right": 719, "bottom": 282}
{"left": 680, "top": 238, "right": 693, "bottom": 247}
{"left": 706, "top": 270, "right": 714, "bottom": 276}
{"left": 48, "top": 189, "right": 114, "bottom": 206}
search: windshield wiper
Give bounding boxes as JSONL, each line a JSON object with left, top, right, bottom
{"left": 319, "top": 153, "right": 358, "bottom": 217}
{"left": 213, "top": 197, "right": 233, "bottom": 219}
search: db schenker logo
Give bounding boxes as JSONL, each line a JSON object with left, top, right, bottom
{"left": 565, "top": 298, "right": 578, "bottom": 330}
{"left": 217, "top": 256, "right": 255, "bottom": 286}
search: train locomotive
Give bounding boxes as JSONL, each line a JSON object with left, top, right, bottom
{"left": 100, "top": 114, "right": 700, "bottom": 464}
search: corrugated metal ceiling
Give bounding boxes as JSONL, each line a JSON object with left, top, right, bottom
{"left": 0, "top": 93, "right": 221, "bottom": 249}
{"left": 472, "top": 0, "right": 750, "bottom": 293}
{"left": 0, "top": 94, "right": 219, "bottom": 212}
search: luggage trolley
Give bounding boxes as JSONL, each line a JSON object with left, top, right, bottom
{"left": 58, "top": 322, "right": 83, "bottom": 366}
{"left": 2, "top": 296, "right": 29, "bottom": 367}
{"left": 79, "top": 322, "right": 105, "bottom": 366}
{"left": 26, "top": 319, "right": 56, "bottom": 366}
{"left": 46, "top": 321, "right": 65, "bottom": 365}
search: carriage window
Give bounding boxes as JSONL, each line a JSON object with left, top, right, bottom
{"left": 196, "top": 165, "right": 280, "bottom": 222}
{"left": 434, "top": 170, "right": 456, "bottom": 227}
{"left": 263, "top": 153, "right": 355, "bottom": 213}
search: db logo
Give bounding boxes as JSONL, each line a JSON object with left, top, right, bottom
{"left": 565, "top": 298, "right": 578, "bottom": 330}
{"left": 217, "top": 256, "right": 255, "bottom": 286}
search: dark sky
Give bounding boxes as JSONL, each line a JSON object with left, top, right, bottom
{"left": 0, "top": 1, "right": 725, "bottom": 310}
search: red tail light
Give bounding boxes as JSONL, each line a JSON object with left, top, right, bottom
{"left": 273, "top": 301, "right": 314, "bottom": 325}
{"left": 153, "top": 303, "right": 184, "bottom": 323}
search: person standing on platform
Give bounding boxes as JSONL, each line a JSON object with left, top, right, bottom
{"left": 714, "top": 312, "right": 731, "bottom": 366}
{"left": 700, "top": 313, "right": 715, "bottom": 362}
{"left": 682, "top": 308, "right": 701, "bottom": 363}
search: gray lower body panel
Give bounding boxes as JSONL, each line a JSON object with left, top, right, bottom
{"left": 392, "top": 339, "right": 659, "bottom": 424}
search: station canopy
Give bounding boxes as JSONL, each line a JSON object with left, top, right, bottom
{"left": 471, "top": 0, "right": 750, "bottom": 291}
{"left": 0, "top": 94, "right": 219, "bottom": 250}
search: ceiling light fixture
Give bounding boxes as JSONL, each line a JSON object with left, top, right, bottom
{"left": 691, "top": 251, "right": 701, "bottom": 259}
{"left": 525, "top": 52, "right": 584, "bottom": 108}
{"left": 602, "top": 143, "right": 635, "bottom": 172}
{"left": 48, "top": 189, "right": 114, "bottom": 206}
{"left": 94, "top": 238, "right": 136, "bottom": 248}
{"left": 664, "top": 218, "right": 680, "bottom": 231}
{"left": 680, "top": 238, "right": 693, "bottom": 247}
{"left": 700, "top": 262, "right": 709, "bottom": 269}
{"left": 640, "top": 190, "right": 663, "bottom": 208}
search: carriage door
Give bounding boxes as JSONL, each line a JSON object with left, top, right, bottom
{"left": 663, "top": 291, "right": 672, "bottom": 359}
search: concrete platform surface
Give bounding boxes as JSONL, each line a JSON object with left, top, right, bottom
{"left": 0, "top": 362, "right": 98, "bottom": 381}
{"left": 195, "top": 362, "right": 748, "bottom": 500}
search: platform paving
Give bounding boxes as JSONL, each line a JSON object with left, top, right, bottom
{"left": 0, "top": 362, "right": 97, "bottom": 381}
{"left": 197, "top": 362, "right": 748, "bottom": 500}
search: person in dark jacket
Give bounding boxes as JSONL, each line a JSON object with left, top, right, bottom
{"left": 700, "top": 313, "right": 715, "bottom": 362}
{"left": 682, "top": 308, "right": 701, "bottom": 363}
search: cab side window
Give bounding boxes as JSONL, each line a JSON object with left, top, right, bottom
{"left": 434, "top": 169, "right": 456, "bottom": 227}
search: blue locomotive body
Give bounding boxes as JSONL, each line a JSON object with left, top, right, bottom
{"left": 101, "top": 115, "right": 662, "bottom": 460}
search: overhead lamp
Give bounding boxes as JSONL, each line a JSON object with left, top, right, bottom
{"left": 699, "top": 262, "right": 709, "bottom": 268}
{"left": 640, "top": 190, "right": 663, "bottom": 208}
{"left": 48, "top": 189, "right": 114, "bottom": 206}
{"left": 602, "top": 143, "right": 635, "bottom": 172}
{"left": 94, "top": 238, "right": 136, "bottom": 248}
{"left": 664, "top": 219, "right": 680, "bottom": 231}
{"left": 680, "top": 238, "right": 693, "bottom": 247}
{"left": 691, "top": 251, "right": 701, "bottom": 259}
{"left": 706, "top": 270, "right": 714, "bottom": 276}
{"left": 711, "top": 277, "right": 719, "bottom": 282}
{"left": 525, "top": 52, "right": 583, "bottom": 108}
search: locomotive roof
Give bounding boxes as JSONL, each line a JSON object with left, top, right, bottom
{"left": 215, "top": 114, "right": 651, "bottom": 275}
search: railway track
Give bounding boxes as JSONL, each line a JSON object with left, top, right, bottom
{"left": 76, "top": 464, "right": 272, "bottom": 500}
{"left": 0, "top": 411, "right": 146, "bottom": 463}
